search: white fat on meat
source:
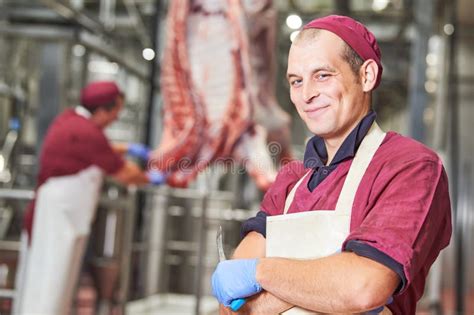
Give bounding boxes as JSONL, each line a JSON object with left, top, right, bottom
{"left": 187, "top": 14, "right": 237, "bottom": 132}
{"left": 233, "top": 125, "right": 277, "bottom": 189}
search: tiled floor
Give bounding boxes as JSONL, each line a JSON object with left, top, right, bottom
{"left": 69, "top": 285, "right": 474, "bottom": 315}
{"left": 125, "top": 294, "right": 218, "bottom": 315}
{"left": 2, "top": 283, "right": 472, "bottom": 314}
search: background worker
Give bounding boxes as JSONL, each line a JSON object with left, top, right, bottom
{"left": 211, "top": 15, "right": 452, "bottom": 314}
{"left": 15, "top": 80, "right": 166, "bottom": 315}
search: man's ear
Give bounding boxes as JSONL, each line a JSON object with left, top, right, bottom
{"left": 93, "top": 107, "right": 105, "bottom": 116}
{"left": 360, "top": 59, "right": 379, "bottom": 92}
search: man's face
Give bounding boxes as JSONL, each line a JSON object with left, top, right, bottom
{"left": 109, "top": 95, "right": 124, "bottom": 122}
{"left": 99, "top": 96, "right": 124, "bottom": 128}
{"left": 287, "top": 30, "right": 369, "bottom": 142}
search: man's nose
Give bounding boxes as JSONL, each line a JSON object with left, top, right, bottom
{"left": 302, "top": 81, "right": 319, "bottom": 103}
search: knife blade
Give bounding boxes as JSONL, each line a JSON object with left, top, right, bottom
{"left": 215, "top": 225, "right": 246, "bottom": 312}
{"left": 216, "top": 225, "right": 226, "bottom": 262}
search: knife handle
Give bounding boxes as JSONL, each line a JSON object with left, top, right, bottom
{"left": 230, "top": 298, "right": 246, "bottom": 311}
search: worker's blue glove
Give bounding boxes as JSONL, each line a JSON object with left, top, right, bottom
{"left": 147, "top": 170, "right": 167, "bottom": 185}
{"left": 127, "top": 143, "right": 151, "bottom": 160}
{"left": 211, "top": 259, "right": 262, "bottom": 307}
{"left": 366, "top": 296, "right": 393, "bottom": 314}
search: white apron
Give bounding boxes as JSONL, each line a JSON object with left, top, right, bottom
{"left": 267, "top": 123, "right": 392, "bottom": 315}
{"left": 15, "top": 166, "right": 103, "bottom": 315}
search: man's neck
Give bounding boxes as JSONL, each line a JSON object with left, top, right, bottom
{"left": 75, "top": 105, "right": 105, "bottom": 129}
{"left": 324, "top": 140, "right": 342, "bottom": 166}
{"left": 323, "top": 97, "right": 372, "bottom": 165}
{"left": 324, "top": 137, "right": 345, "bottom": 166}
{"left": 89, "top": 115, "right": 106, "bottom": 129}
{"left": 324, "top": 113, "right": 371, "bottom": 165}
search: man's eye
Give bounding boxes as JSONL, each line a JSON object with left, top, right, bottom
{"left": 290, "top": 79, "right": 302, "bottom": 86}
{"left": 317, "top": 73, "right": 330, "bottom": 80}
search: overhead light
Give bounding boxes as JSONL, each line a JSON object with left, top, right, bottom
{"left": 290, "top": 31, "right": 300, "bottom": 42}
{"left": 286, "top": 14, "right": 302, "bottom": 30}
{"left": 142, "top": 48, "right": 155, "bottom": 61}
{"left": 372, "top": 0, "right": 390, "bottom": 11}
{"left": 72, "top": 44, "right": 86, "bottom": 57}
{"left": 443, "top": 24, "right": 454, "bottom": 35}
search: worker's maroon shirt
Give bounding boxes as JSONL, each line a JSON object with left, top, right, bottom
{"left": 24, "top": 109, "right": 124, "bottom": 236}
{"left": 259, "top": 132, "right": 452, "bottom": 315}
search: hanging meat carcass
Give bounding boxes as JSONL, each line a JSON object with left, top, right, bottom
{"left": 151, "top": 0, "right": 252, "bottom": 186}
{"left": 150, "top": 0, "right": 207, "bottom": 178}
{"left": 240, "top": 0, "right": 293, "bottom": 164}
{"left": 150, "top": 0, "right": 292, "bottom": 190}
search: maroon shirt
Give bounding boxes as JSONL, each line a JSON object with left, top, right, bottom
{"left": 260, "top": 132, "right": 452, "bottom": 315}
{"left": 24, "top": 109, "right": 124, "bottom": 236}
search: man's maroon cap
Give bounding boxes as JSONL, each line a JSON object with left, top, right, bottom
{"left": 80, "top": 81, "right": 123, "bottom": 111}
{"left": 304, "top": 15, "right": 383, "bottom": 89}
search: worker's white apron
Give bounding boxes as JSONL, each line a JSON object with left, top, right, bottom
{"left": 16, "top": 166, "right": 103, "bottom": 315}
{"left": 267, "top": 123, "right": 392, "bottom": 315}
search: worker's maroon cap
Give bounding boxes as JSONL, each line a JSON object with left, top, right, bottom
{"left": 80, "top": 81, "right": 123, "bottom": 111}
{"left": 303, "top": 15, "right": 383, "bottom": 89}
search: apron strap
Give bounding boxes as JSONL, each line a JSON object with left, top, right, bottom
{"left": 335, "top": 122, "right": 386, "bottom": 215}
{"left": 284, "top": 170, "right": 312, "bottom": 214}
{"left": 283, "top": 122, "right": 386, "bottom": 216}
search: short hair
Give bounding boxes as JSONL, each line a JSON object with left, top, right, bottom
{"left": 294, "top": 28, "right": 364, "bottom": 79}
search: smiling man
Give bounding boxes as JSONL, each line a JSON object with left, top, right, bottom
{"left": 211, "top": 15, "right": 452, "bottom": 315}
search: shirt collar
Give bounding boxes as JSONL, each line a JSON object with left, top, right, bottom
{"left": 303, "top": 110, "right": 377, "bottom": 168}
{"left": 74, "top": 105, "right": 92, "bottom": 119}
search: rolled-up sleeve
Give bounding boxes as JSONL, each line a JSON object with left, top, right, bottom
{"left": 240, "top": 211, "right": 268, "bottom": 238}
{"left": 345, "top": 240, "right": 406, "bottom": 293}
{"left": 343, "top": 158, "right": 452, "bottom": 293}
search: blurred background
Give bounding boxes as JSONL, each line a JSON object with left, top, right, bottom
{"left": 0, "top": 0, "right": 472, "bottom": 314}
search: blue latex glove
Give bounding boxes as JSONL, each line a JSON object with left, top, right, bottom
{"left": 9, "top": 118, "right": 21, "bottom": 131}
{"left": 366, "top": 296, "right": 393, "bottom": 314}
{"left": 127, "top": 143, "right": 151, "bottom": 160}
{"left": 211, "top": 259, "right": 262, "bottom": 308}
{"left": 147, "top": 170, "right": 167, "bottom": 185}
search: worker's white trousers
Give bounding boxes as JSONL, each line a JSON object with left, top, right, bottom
{"left": 14, "top": 166, "right": 103, "bottom": 315}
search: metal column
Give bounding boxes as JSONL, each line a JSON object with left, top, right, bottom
{"left": 138, "top": 1, "right": 163, "bottom": 294}
{"left": 444, "top": 0, "right": 463, "bottom": 313}
{"left": 144, "top": 0, "right": 162, "bottom": 147}
{"left": 407, "top": 0, "right": 434, "bottom": 142}
{"left": 0, "top": 0, "right": 7, "bottom": 84}
{"left": 0, "top": 1, "right": 9, "bottom": 140}
{"left": 144, "top": 188, "right": 169, "bottom": 295}
{"left": 99, "top": 0, "right": 116, "bottom": 29}
{"left": 194, "top": 183, "right": 210, "bottom": 315}
{"left": 37, "top": 42, "right": 65, "bottom": 151}
{"left": 117, "top": 188, "right": 139, "bottom": 313}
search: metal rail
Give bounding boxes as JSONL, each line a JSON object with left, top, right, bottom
{"left": 0, "top": 189, "right": 34, "bottom": 200}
